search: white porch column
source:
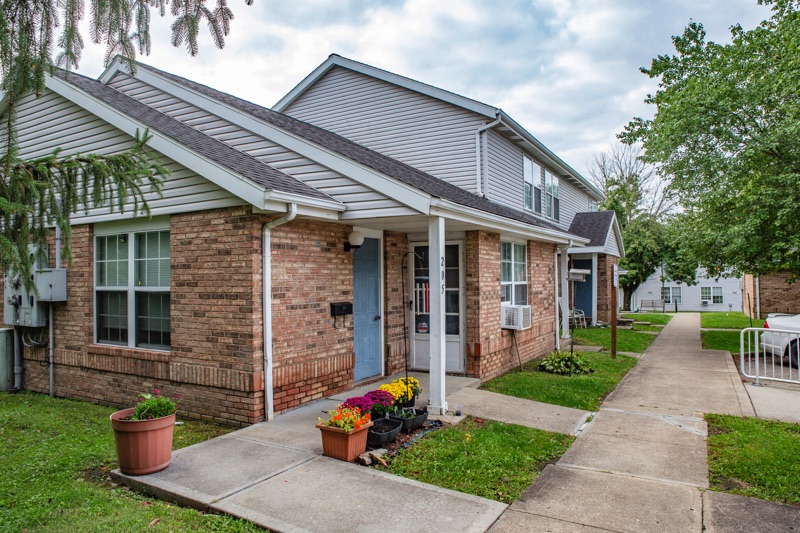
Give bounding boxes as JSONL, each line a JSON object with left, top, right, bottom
{"left": 591, "top": 253, "right": 598, "bottom": 326}
{"left": 560, "top": 249, "right": 570, "bottom": 339}
{"left": 428, "top": 216, "right": 448, "bottom": 415}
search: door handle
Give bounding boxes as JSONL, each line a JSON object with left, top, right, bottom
{"left": 374, "top": 315, "right": 381, "bottom": 321}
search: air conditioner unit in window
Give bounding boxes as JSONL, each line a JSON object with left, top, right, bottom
{"left": 501, "top": 304, "right": 532, "bottom": 330}
{"left": 701, "top": 300, "right": 710, "bottom": 305}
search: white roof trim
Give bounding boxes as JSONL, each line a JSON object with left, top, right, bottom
{"left": 273, "top": 54, "right": 497, "bottom": 118}
{"left": 118, "top": 63, "right": 433, "bottom": 215}
{"left": 430, "top": 198, "right": 590, "bottom": 245}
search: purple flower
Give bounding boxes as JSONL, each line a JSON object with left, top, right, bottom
{"left": 365, "top": 389, "right": 394, "bottom": 407}
{"left": 342, "top": 395, "right": 374, "bottom": 413}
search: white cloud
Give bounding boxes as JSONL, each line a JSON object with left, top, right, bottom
{"left": 71, "top": 0, "right": 769, "bottom": 176}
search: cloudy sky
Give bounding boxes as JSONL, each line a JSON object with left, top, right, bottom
{"left": 75, "top": 0, "right": 770, "bottom": 177}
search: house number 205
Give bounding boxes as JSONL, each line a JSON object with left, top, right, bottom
{"left": 441, "top": 257, "right": 445, "bottom": 294}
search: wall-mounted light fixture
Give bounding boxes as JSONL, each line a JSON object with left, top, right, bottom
{"left": 344, "top": 230, "right": 364, "bottom": 252}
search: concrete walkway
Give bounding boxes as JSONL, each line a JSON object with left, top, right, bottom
{"left": 490, "top": 313, "right": 800, "bottom": 532}
{"left": 113, "top": 314, "right": 800, "bottom": 532}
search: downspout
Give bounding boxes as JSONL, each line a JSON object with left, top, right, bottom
{"left": 49, "top": 223, "right": 62, "bottom": 397}
{"left": 474, "top": 115, "right": 502, "bottom": 197}
{"left": 554, "top": 249, "right": 560, "bottom": 350}
{"left": 262, "top": 203, "right": 297, "bottom": 421}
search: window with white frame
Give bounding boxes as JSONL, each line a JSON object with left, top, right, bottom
{"left": 95, "top": 228, "right": 170, "bottom": 350}
{"left": 501, "top": 241, "right": 527, "bottom": 305}
{"left": 523, "top": 155, "right": 543, "bottom": 214}
{"left": 701, "top": 286, "right": 723, "bottom": 304}
{"left": 544, "top": 170, "right": 560, "bottom": 221}
{"left": 661, "top": 286, "right": 681, "bottom": 304}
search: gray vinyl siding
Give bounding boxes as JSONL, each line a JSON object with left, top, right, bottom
{"left": 606, "top": 228, "right": 621, "bottom": 257}
{"left": 283, "top": 66, "right": 485, "bottom": 192}
{"left": 485, "top": 129, "right": 524, "bottom": 209}
{"left": 555, "top": 178, "right": 590, "bottom": 232}
{"left": 108, "top": 73, "right": 414, "bottom": 219}
{"left": 11, "top": 90, "right": 241, "bottom": 223}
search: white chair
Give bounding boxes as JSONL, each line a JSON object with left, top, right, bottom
{"left": 571, "top": 309, "right": 587, "bottom": 328}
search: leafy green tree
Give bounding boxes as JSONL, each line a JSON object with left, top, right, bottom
{"left": 1, "top": 0, "right": 250, "bottom": 281}
{"left": 590, "top": 143, "right": 671, "bottom": 310}
{"left": 622, "top": 0, "right": 800, "bottom": 278}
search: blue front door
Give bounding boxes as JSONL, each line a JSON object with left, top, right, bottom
{"left": 353, "top": 238, "right": 381, "bottom": 381}
{"left": 573, "top": 259, "right": 593, "bottom": 319}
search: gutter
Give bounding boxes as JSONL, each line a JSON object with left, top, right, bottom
{"left": 262, "top": 203, "right": 297, "bottom": 421}
{"left": 475, "top": 115, "right": 502, "bottom": 196}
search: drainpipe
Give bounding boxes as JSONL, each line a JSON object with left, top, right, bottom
{"left": 554, "top": 249, "right": 560, "bottom": 350}
{"left": 49, "top": 223, "right": 62, "bottom": 397}
{"left": 262, "top": 203, "right": 297, "bottom": 421}
{"left": 474, "top": 115, "right": 502, "bottom": 197}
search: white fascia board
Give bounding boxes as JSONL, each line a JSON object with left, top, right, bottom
{"left": 132, "top": 66, "right": 432, "bottom": 215}
{"left": 274, "top": 54, "right": 497, "bottom": 119}
{"left": 45, "top": 75, "right": 271, "bottom": 208}
{"left": 430, "top": 199, "right": 589, "bottom": 245}
{"left": 568, "top": 246, "right": 605, "bottom": 255}
{"left": 498, "top": 112, "right": 605, "bottom": 202}
{"left": 264, "top": 190, "right": 344, "bottom": 215}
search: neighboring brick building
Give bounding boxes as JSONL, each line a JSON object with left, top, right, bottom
{"left": 742, "top": 272, "right": 800, "bottom": 319}
{"left": 3, "top": 56, "right": 620, "bottom": 425}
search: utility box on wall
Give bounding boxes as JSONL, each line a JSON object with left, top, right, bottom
{"left": 3, "top": 245, "right": 65, "bottom": 327}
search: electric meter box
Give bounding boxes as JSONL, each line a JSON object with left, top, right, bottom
{"left": 36, "top": 268, "right": 67, "bottom": 302}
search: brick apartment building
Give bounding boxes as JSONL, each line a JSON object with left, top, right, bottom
{"left": 2, "top": 55, "right": 622, "bottom": 425}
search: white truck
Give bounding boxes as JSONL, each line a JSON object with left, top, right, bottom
{"left": 761, "top": 313, "right": 800, "bottom": 368}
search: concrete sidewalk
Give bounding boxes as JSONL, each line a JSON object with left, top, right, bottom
{"left": 113, "top": 372, "right": 588, "bottom": 532}
{"left": 490, "top": 313, "right": 800, "bottom": 532}
{"left": 113, "top": 315, "right": 800, "bottom": 532}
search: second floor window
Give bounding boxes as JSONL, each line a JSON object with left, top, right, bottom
{"left": 545, "top": 170, "right": 560, "bottom": 221}
{"left": 523, "top": 155, "right": 542, "bottom": 214}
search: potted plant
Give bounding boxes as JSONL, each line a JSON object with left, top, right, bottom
{"left": 388, "top": 407, "right": 429, "bottom": 433}
{"left": 110, "top": 389, "right": 178, "bottom": 475}
{"left": 378, "top": 377, "right": 423, "bottom": 408}
{"left": 316, "top": 404, "right": 373, "bottom": 462}
{"left": 364, "top": 389, "right": 395, "bottom": 419}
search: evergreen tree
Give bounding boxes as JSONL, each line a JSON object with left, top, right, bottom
{"left": 0, "top": 0, "right": 250, "bottom": 280}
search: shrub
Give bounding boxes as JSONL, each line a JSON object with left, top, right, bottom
{"left": 538, "top": 351, "right": 593, "bottom": 375}
{"left": 133, "top": 389, "right": 178, "bottom": 420}
{"left": 342, "top": 395, "right": 374, "bottom": 413}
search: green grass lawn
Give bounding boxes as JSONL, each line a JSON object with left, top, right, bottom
{"left": 701, "top": 330, "right": 742, "bottom": 353}
{"left": 622, "top": 313, "right": 674, "bottom": 325}
{"left": 384, "top": 417, "right": 573, "bottom": 503}
{"left": 572, "top": 327, "right": 657, "bottom": 353}
{"left": 706, "top": 414, "right": 800, "bottom": 505}
{"left": 480, "top": 352, "right": 638, "bottom": 411}
{"left": 701, "top": 312, "right": 764, "bottom": 329}
{"left": 0, "top": 392, "right": 262, "bottom": 532}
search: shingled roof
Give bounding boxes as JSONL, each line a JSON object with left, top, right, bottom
{"left": 55, "top": 70, "right": 339, "bottom": 204}
{"left": 136, "top": 63, "right": 568, "bottom": 234}
{"left": 568, "top": 211, "right": 616, "bottom": 247}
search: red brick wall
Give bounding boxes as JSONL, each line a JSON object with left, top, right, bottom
{"left": 11, "top": 210, "right": 565, "bottom": 424}
{"left": 596, "top": 254, "right": 618, "bottom": 324}
{"left": 383, "top": 231, "right": 409, "bottom": 376}
{"left": 270, "top": 219, "right": 355, "bottom": 412}
{"left": 465, "top": 232, "right": 557, "bottom": 381}
{"left": 744, "top": 271, "right": 800, "bottom": 318}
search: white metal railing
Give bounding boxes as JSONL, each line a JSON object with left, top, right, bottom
{"left": 740, "top": 328, "right": 800, "bottom": 385}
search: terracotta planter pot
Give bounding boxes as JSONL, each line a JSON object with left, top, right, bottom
{"left": 110, "top": 408, "right": 175, "bottom": 475}
{"left": 315, "top": 421, "right": 373, "bottom": 462}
